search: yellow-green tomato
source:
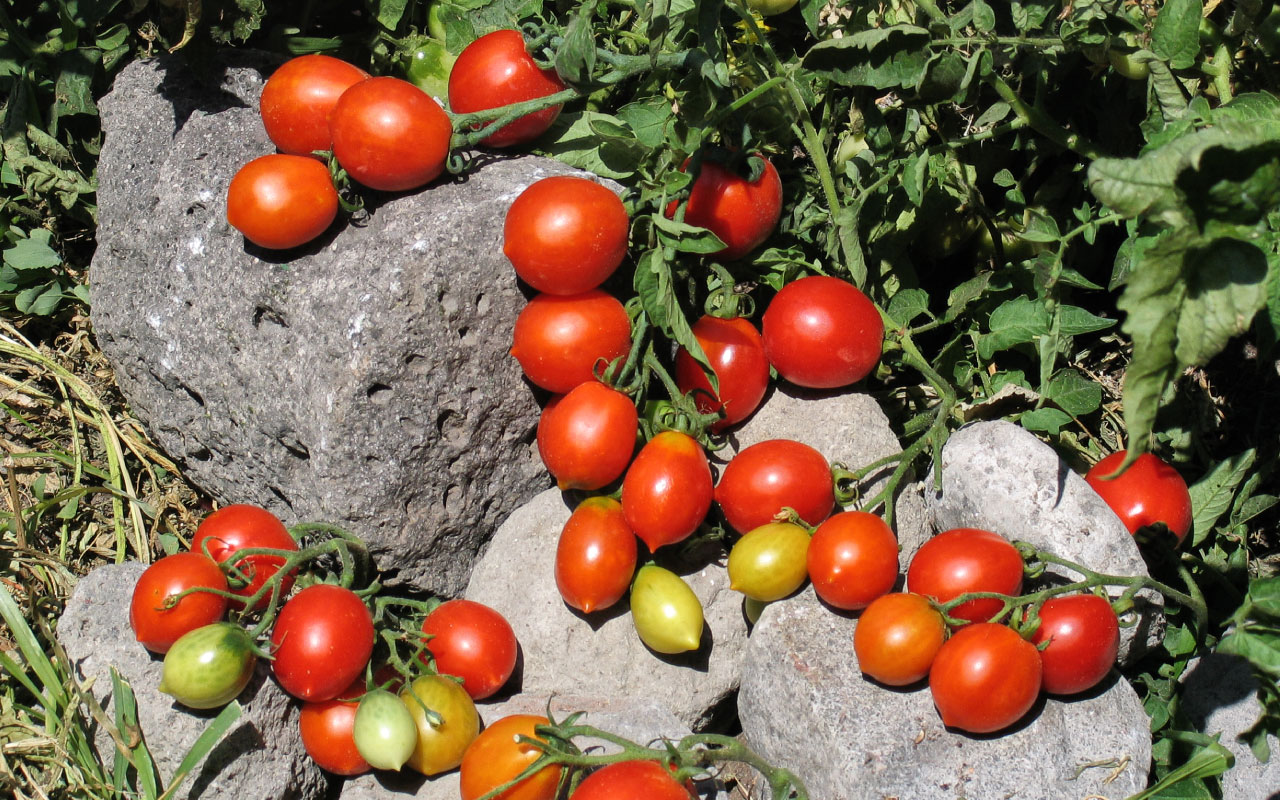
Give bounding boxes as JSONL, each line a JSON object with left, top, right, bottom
{"left": 399, "top": 675, "right": 479, "bottom": 776}
{"left": 746, "top": 0, "right": 799, "bottom": 15}
{"left": 353, "top": 689, "right": 418, "bottom": 771}
{"left": 158, "top": 622, "right": 256, "bottom": 709}
{"left": 728, "top": 522, "right": 811, "bottom": 602}
{"left": 630, "top": 565, "right": 704, "bottom": 654}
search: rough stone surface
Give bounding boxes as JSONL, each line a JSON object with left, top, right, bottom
{"left": 1181, "top": 653, "right": 1280, "bottom": 800}
{"left": 90, "top": 54, "right": 593, "bottom": 595}
{"left": 56, "top": 563, "right": 326, "bottom": 800}
{"left": 738, "top": 588, "right": 1152, "bottom": 800}
{"left": 926, "top": 420, "right": 1164, "bottom": 663}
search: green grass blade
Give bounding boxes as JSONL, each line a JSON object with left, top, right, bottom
{"left": 111, "top": 667, "right": 159, "bottom": 800}
{"left": 0, "top": 583, "right": 67, "bottom": 707}
{"left": 158, "top": 700, "right": 243, "bottom": 800}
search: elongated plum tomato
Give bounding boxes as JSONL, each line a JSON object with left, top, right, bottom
{"left": 352, "top": 688, "right": 417, "bottom": 771}
{"left": 449, "top": 29, "right": 566, "bottom": 148}
{"left": 556, "top": 496, "right": 638, "bottom": 613}
{"left": 259, "top": 54, "right": 369, "bottom": 155}
{"left": 511, "top": 290, "right": 632, "bottom": 393}
{"left": 1085, "top": 450, "right": 1193, "bottom": 545}
{"left": 505, "top": 176, "right": 630, "bottom": 295}
{"left": 330, "top": 76, "right": 452, "bottom": 192}
{"left": 399, "top": 675, "right": 479, "bottom": 775}
{"left": 420, "top": 599, "right": 518, "bottom": 700}
{"left": 727, "top": 522, "right": 811, "bottom": 602}
{"left": 570, "top": 759, "right": 695, "bottom": 800}
{"left": 537, "top": 381, "right": 638, "bottom": 491}
{"left": 630, "top": 564, "right": 704, "bottom": 654}
{"left": 906, "top": 528, "right": 1024, "bottom": 623}
{"left": 854, "top": 592, "right": 946, "bottom": 686}
{"left": 929, "top": 622, "right": 1042, "bottom": 733}
{"left": 762, "top": 275, "right": 884, "bottom": 389}
{"left": 271, "top": 584, "right": 375, "bottom": 702}
{"left": 227, "top": 154, "right": 338, "bottom": 250}
{"left": 190, "top": 504, "right": 298, "bottom": 611}
{"left": 674, "top": 315, "right": 769, "bottom": 431}
{"left": 130, "top": 552, "right": 229, "bottom": 654}
{"left": 1030, "top": 594, "right": 1120, "bottom": 695}
{"left": 666, "top": 155, "right": 782, "bottom": 261}
{"left": 621, "top": 431, "right": 713, "bottom": 551}
{"left": 715, "top": 439, "right": 834, "bottom": 534}
{"left": 807, "top": 511, "right": 899, "bottom": 611}
{"left": 159, "top": 622, "right": 257, "bottom": 709}
{"left": 300, "top": 677, "right": 371, "bottom": 776}
{"left": 460, "top": 714, "right": 563, "bottom": 800}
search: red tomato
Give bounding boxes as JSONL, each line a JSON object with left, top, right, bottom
{"left": 906, "top": 528, "right": 1024, "bottom": 623}
{"left": 537, "top": 382, "right": 638, "bottom": 490}
{"left": 1030, "top": 594, "right": 1120, "bottom": 695}
{"left": 420, "top": 599, "right": 518, "bottom": 700}
{"left": 570, "top": 760, "right": 695, "bottom": 800}
{"left": 259, "top": 54, "right": 369, "bottom": 156}
{"left": 226, "top": 154, "right": 338, "bottom": 250}
{"left": 674, "top": 315, "right": 770, "bottom": 431}
{"left": 622, "top": 431, "right": 714, "bottom": 551}
{"left": 505, "top": 176, "right": 630, "bottom": 295}
{"left": 715, "top": 439, "right": 835, "bottom": 534}
{"left": 510, "top": 290, "right": 632, "bottom": 393}
{"left": 299, "top": 676, "right": 372, "bottom": 776}
{"left": 271, "top": 584, "right": 375, "bottom": 702}
{"left": 807, "top": 511, "right": 899, "bottom": 610}
{"left": 329, "top": 76, "right": 452, "bottom": 192}
{"left": 130, "top": 552, "right": 229, "bottom": 654}
{"left": 667, "top": 155, "right": 782, "bottom": 260}
{"left": 929, "top": 622, "right": 1043, "bottom": 733}
{"left": 190, "top": 504, "right": 298, "bottom": 610}
{"left": 761, "top": 276, "right": 884, "bottom": 389}
{"left": 1085, "top": 450, "right": 1193, "bottom": 545}
{"left": 854, "top": 592, "right": 947, "bottom": 686}
{"left": 449, "top": 30, "right": 566, "bottom": 148}
{"left": 556, "top": 496, "right": 638, "bottom": 613}
{"left": 459, "top": 714, "right": 562, "bottom": 800}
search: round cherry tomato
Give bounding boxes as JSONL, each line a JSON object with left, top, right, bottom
{"left": 807, "top": 511, "right": 899, "bottom": 611}
{"left": 556, "top": 496, "right": 638, "bottom": 613}
{"left": 674, "top": 315, "right": 769, "bottom": 431}
{"left": 190, "top": 504, "right": 298, "bottom": 611}
{"left": 1030, "top": 594, "right": 1120, "bottom": 695}
{"left": 330, "top": 76, "right": 452, "bottom": 192}
{"left": 727, "top": 522, "right": 811, "bottom": 602}
{"left": 449, "top": 30, "right": 566, "bottom": 148}
{"left": 570, "top": 759, "right": 695, "bottom": 800}
{"left": 854, "top": 592, "right": 947, "bottom": 686}
{"left": 226, "top": 154, "right": 338, "bottom": 250}
{"left": 715, "top": 439, "right": 834, "bottom": 534}
{"left": 621, "top": 431, "right": 713, "bottom": 551}
{"left": 630, "top": 564, "right": 704, "bottom": 654}
{"left": 420, "top": 599, "right": 518, "bottom": 700}
{"left": 511, "top": 290, "right": 632, "bottom": 393}
{"left": 403, "top": 39, "right": 456, "bottom": 103}
{"left": 929, "top": 622, "right": 1042, "bottom": 734}
{"left": 300, "top": 677, "right": 372, "bottom": 776}
{"left": 537, "top": 381, "right": 638, "bottom": 491}
{"left": 271, "top": 584, "right": 374, "bottom": 702}
{"left": 159, "top": 622, "right": 257, "bottom": 709}
{"left": 667, "top": 154, "right": 782, "bottom": 261}
{"left": 906, "top": 528, "right": 1024, "bottom": 623}
{"left": 130, "top": 552, "right": 229, "bottom": 654}
{"left": 459, "top": 714, "right": 562, "bottom": 800}
{"left": 353, "top": 688, "right": 418, "bottom": 771}
{"left": 259, "top": 54, "right": 369, "bottom": 156}
{"left": 505, "top": 176, "right": 630, "bottom": 295}
{"left": 398, "top": 674, "right": 480, "bottom": 775}
{"left": 761, "top": 276, "right": 884, "bottom": 389}
{"left": 1085, "top": 450, "right": 1193, "bottom": 545}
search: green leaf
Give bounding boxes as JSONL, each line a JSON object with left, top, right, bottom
{"left": 1020, "top": 209, "right": 1061, "bottom": 243}
{"left": 632, "top": 249, "right": 700, "bottom": 363}
{"left": 555, "top": 4, "right": 597, "bottom": 88}
{"left": 802, "top": 26, "right": 931, "bottom": 91}
{"left": 945, "top": 273, "right": 992, "bottom": 321}
{"left": 1020, "top": 407, "right": 1072, "bottom": 434}
{"left": 978, "top": 296, "right": 1047, "bottom": 359}
{"left": 1244, "top": 576, "right": 1280, "bottom": 619}
{"left": 1218, "top": 628, "right": 1280, "bottom": 678}
{"left": 4, "top": 230, "right": 61, "bottom": 270}
{"left": 617, "top": 99, "right": 672, "bottom": 150}
{"left": 971, "top": 0, "right": 996, "bottom": 32}
{"left": 651, "top": 214, "right": 727, "bottom": 254}
{"left": 1174, "top": 238, "right": 1268, "bottom": 366}
{"left": 15, "top": 283, "right": 63, "bottom": 316}
{"left": 1058, "top": 304, "right": 1116, "bottom": 336}
{"left": 1151, "top": 0, "right": 1203, "bottom": 70}
{"left": 540, "top": 112, "right": 642, "bottom": 179}
{"left": 1044, "top": 368, "right": 1102, "bottom": 416}
{"left": 1188, "top": 450, "right": 1256, "bottom": 546}
{"left": 887, "top": 288, "right": 929, "bottom": 327}
{"left": 376, "top": 0, "right": 411, "bottom": 31}
{"left": 1217, "top": 92, "right": 1280, "bottom": 124}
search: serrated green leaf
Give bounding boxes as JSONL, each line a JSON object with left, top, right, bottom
{"left": 540, "top": 111, "right": 641, "bottom": 179}
{"left": 945, "top": 273, "right": 992, "bottom": 321}
{"left": 376, "top": 0, "right": 410, "bottom": 30}
{"left": 1020, "top": 209, "right": 1061, "bottom": 243}
{"left": 1244, "top": 576, "right": 1280, "bottom": 618}
{"left": 555, "top": 4, "right": 596, "bottom": 88}
{"left": 887, "top": 288, "right": 929, "bottom": 327}
{"left": 1058, "top": 304, "right": 1115, "bottom": 336}
{"left": 1217, "top": 92, "right": 1280, "bottom": 124}
{"left": 802, "top": 26, "right": 930, "bottom": 90}
{"left": 4, "top": 230, "right": 61, "bottom": 270}
{"left": 992, "top": 168, "right": 1017, "bottom": 187}
{"left": 1188, "top": 450, "right": 1256, "bottom": 546}
{"left": 972, "top": 0, "right": 996, "bottom": 32}
{"left": 15, "top": 282, "right": 63, "bottom": 316}
{"left": 1020, "top": 407, "right": 1072, "bottom": 434}
{"left": 1151, "top": 0, "right": 1203, "bottom": 70}
{"left": 978, "top": 296, "right": 1047, "bottom": 359}
{"left": 1218, "top": 628, "right": 1280, "bottom": 678}
{"left": 1173, "top": 238, "right": 1268, "bottom": 366}
{"left": 1044, "top": 368, "right": 1102, "bottom": 416}
{"left": 651, "top": 213, "right": 727, "bottom": 254}
{"left": 902, "top": 151, "right": 928, "bottom": 206}
{"left": 617, "top": 100, "right": 672, "bottom": 149}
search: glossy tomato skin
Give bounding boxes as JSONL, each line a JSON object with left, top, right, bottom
{"left": 260, "top": 54, "right": 369, "bottom": 156}
{"left": 420, "top": 599, "right": 518, "bottom": 700}
{"left": 227, "top": 154, "right": 338, "bottom": 250}
{"left": 630, "top": 564, "right": 704, "bottom": 654}
{"left": 1085, "top": 450, "right": 1193, "bottom": 544}
{"left": 621, "top": 431, "right": 713, "bottom": 551}
{"left": 854, "top": 592, "right": 947, "bottom": 686}
{"left": 807, "top": 511, "right": 900, "bottom": 611}
{"left": 449, "top": 30, "right": 566, "bottom": 148}
{"left": 669, "top": 155, "right": 782, "bottom": 260}
{"left": 674, "top": 316, "right": 769, "bottom": 431}
{"left": 1030, "top": 594, "right": 1120, "bottom": 695}
{"left": 300, "top": 678, "right": 372, "bottom": 776}
{"left": 505, "top": 176, "right": 629, "bottom": 295}
{"left": 727, "top": 522, "right": 811, "bottom": 602}
{"left": 399, "top": 674, "right": 480, "bottom": 775}
{"left": 330, "top": 76, "right": 452, "bottom": 192}
{"left": 130, "top": 552, "right": 229, "bottom": 654}
{"left": 537, "top": 382, "right": 637, "bottom": 490}
{"left": 271, "top": 584, "right": 375, "bottom": 702}
{"left": 906, "top": 528, "right": 1024, "bottom": 623}
{"left": 353, "top": 688, "right": 418, "bottom": 771}
{"left": 459, "top": 714, "right": 562, "bottom": 800}
{"left": 570, "top": 760, "right": 695, "bottom": 800}
{"left": 511, "top": 290, "right": 632, "bottom": 393}
{"left": 715, "top": 439, "right": 834, "bottom": 534}
{"left": 191, "top": 504, "right": 298, "bottom": 610}
{"left": 556, "top": 496, "right": 638, "bottom": 613}
{"left": 159, "top": 622, "right": 257, "bottom": 709}
{"left": 929, "top": 622, "right": 1043, "bottom": 734}
{"left": 761, "top": 276, "right": 884, "bottom": 389}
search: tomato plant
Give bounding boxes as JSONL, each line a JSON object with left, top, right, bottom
{"left": 929, "top": 622, "right": 1043, "bottom": 734}
{"left": 511, "top": 289, "right": 632, "bottom": 393}
{"left": 745, "top": 0, "right": 800, "bottom": 16}
{"left": 270, "top": 584, "right": 374, "bottom": 702}
{"left": 906, "top": 528, "right": 1024, "bottom": 623}
{"left": 353, "top": 688, "right": 418, "bottom": 772}
{"left": 329, "top": 76, "right": 452, "bottom": 192}
{"left": 190, "top": 504, "right": 298, "bottom": 610}
{"left": 505, "top": 176, "right": 630, "bottom": 295}
{"left": 449, "top": 29, "right": 566, "bottom": 148}
{"left": 715, "top": 439, "right": 834, "bottom": 534}
{"left": 668, "top": 154, "right": 782, "bottom": 261}
{"left": 673, "top": 315, "right": 769, "bottom": 431}
{"left": 226, "top": 154, "right": 338, "bottom": 250}
{"left": 130, "top": 552, "right": 229, "bottom": 654}
{"left": 259, "top": 54, "right": 369, "bottom": 156}
{"left": 570, "top": 759, "right": 694, "bottom": 800}
{"left": 853, "top": 592, "right": 946, "bottom": 686}
{"left": 399, "top": 674, "right": 480, "bottom": 775}
{"left": 630, "top": 564, "right": 704, "bottom": 654}
{"left": 761, "top": 276, "right": 884, "bottom": 389}
{"left": 158, "top": 622, "right": 257, "bottom": 709}
{"left": 420, "top": 598, "right": 518, "bottom": 700}
{"left": 727, "top": 522, "right": 811, "bottom": 602}
{"left": 807, "top": 511, "right": 899, "bottom": 611}
{"left": 537, "top": 381, "right": 638, "bottom": 491}
{"left": 299, "top": 678, "right": 371, "bottom": 776}
{"left": 459, "top": 714, "right": 563, "bottom": 800}
{"left": 556, "top": 496, "right": 638, "bottom": 613}
{"left": 621, "top": 431, "right": 713, "bottom": 551}
{"left": 1085, "top": 450, "right": 1193, "bottom": 545}
{"left": 403, "top": 39, "right": 455, "bottom": 103}
{"left": 1030, "top": 594, "right": 1120, "bottom": 695}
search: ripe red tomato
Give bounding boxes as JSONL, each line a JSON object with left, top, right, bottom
{"left": 761, "top": 276, "right": 884, "bottom": 389}
{"left": 556, "top": 496, "right": 638, "bottom": 613}
{"left": 449, "top": 30, "right": 566, "bottom": 148}
{"left": 459, "top": 714, "right": 562, "bottom": 800}
{"left": 854, "top": 592, "right": 947, "bottom": 686}
{"left": 674, "top": 315, "right": 769, "bottom": 431}
{"left": 259, "top": 54, "right": 369, "bottom": 156}
{"left": 329, "top": 76, "right": 452, "bottom": 192}
{"left": 1030, "top": 594, "right": 1120, "bottom": 695}
{"left": 929, "top": 622, "right": 1043, "bottom": 733}
{"left": 271, "top": 584, "right": 375, "bottom": 702}
{"left": 807, "top": 511, "right": 899, "bottom": 610}
{"left": 420, "top": 599, "right": 518, "bottom": 700}
{"left": 505, "top": 176, "right": 630, "bottom": 295}
{"left": 667, "top": 154, "right": 782, "bottom": 260}
{"left": 190, "top": 504, "right": 298, "bottom": 610}
{"left": 906, "top": 528, "right": 1024, "bottom": 623}
{"left": 130, "top": 552, "right": 229, "bottom": 654}
{"left": 299, "top": 677, "right": 372, "bottom": 776}
{"left": 226, "top": 154, "right": 338, "bottom": 250}
{"left": 621, "top": 431, "right": 714, "bottom": 551}
{"left": 537, "top": 381, "right": 638, "bottom": 490}
{"left": 1085, "top": 450, "right": 1193, "bottom": 545}
{"left": 510, "top": 290, "right": 632, "bottom": 393}
{"left": 715, "top": 439, "right": 835, "bottom": 534}
{"left": 570, "top": 760, "right": 695, "bottom": 800}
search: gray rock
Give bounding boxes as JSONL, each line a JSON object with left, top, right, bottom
{"left": 56, "top": 563, "right": 327, "bottom": 800}
{"left": 1181, "top": 653, "right": 1280, "bottom": 800}
{"left": 926, "top": 420, "right": 1164, "bottom": 663}
{"left": 738, "top": 589, "right": 1152, "bottom": 800}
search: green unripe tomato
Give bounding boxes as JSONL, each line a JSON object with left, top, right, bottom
{"left": 833, "top": 134, "right": 870, "bottom": 168}
{"left": 1108, "top": 49, "right": 1150, "bottom": 80}
{"left": 746, "top": 0, "right": 799, "bottom": 15}
{"left": 158, "top": 622, "right": 256, "bottom": 709}
{"left": 353, "top": 689, "right": 419, "bottom": 771}
{"left": 727, "top": 522, "right": 811, "bottom": 602}
{"left": 404, "top": 39, "right": 456, "bottom": 103}
{"left": 630, "top": 565, "right": 704, "bottom": 654}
